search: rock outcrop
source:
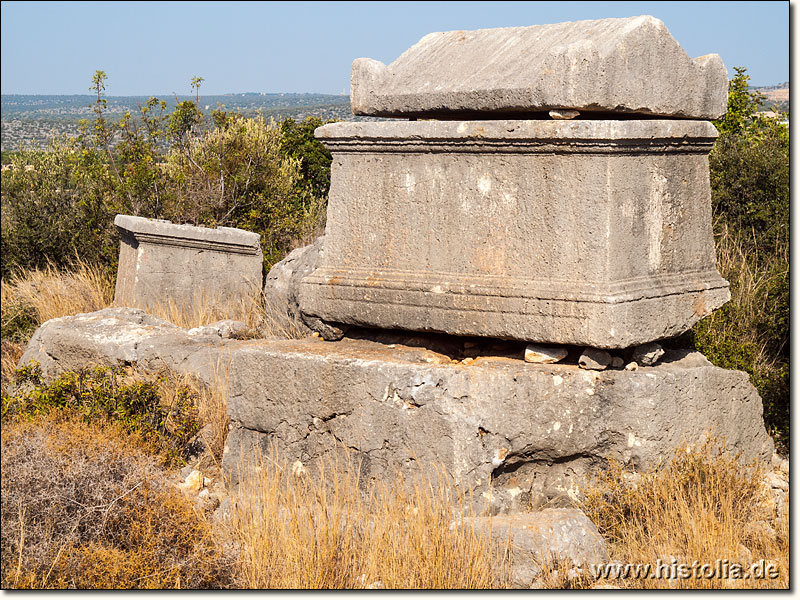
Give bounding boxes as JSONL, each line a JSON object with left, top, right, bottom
{"left": 18, "top": 310, "right": 774, "bottom": 515}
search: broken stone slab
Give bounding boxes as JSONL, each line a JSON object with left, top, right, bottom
{"left": 17, "top": 307, "right": 243, "bottom": 385}
{"left": 17, "top": 310, "right": 773, "bottom": 512}
{"left": 631, "top": 342, "right": 666, "bottom": 366}
{"left": 578, "top": 348, "right": 611, "bottom": 371}
{"left": 263, "top": 236, "right": 323, "bottom": 336}
{"left": 524, "top": 344, "right": 568, "bottom": 364}
{"left": 188, "top": 320, "right": 249, "bottom": 339}
{"left": 456, "top": 509, "right": 608, "bottom": 587}
{"left": 263, "top": 236, "right": 349, "bottom": 340}
{"left": 351, "top": 16, "right": 727, "bottom": 119}
{"left": 771, "top": 452, "right": 789, "bottom": 475}
{"left": 114, "top": 215, "right": 262, "bottom": 312}
{"left": 300, "top": 119, "right": 729, "bottom": 349}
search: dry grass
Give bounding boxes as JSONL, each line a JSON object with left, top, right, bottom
{"left": 1, "top": 260, "right": 114, "bottom": 341}
{"left": 0, "top": 258, "right": 788, "bottom": 590}
{"left": 695, "top": 221, "right": 789, "bottom": 448}
{"left": 704, "top": 221, "right": 788, "bottom": 371}
{"left": 225, "top": 450, "right": 507, "bottom": 589}
{"left": 149, "top": 363, "right": 231, "bottom": 467}
{"left": 1, "top": 413, "right": 232, "bottom": 589}
{"left": 580, "top": 438, "right": 788, "bottom": 589}
{"left": 1, "top": 340, "right": 25, "bottom": 396}
{"left": 140, "top": 285, "right": 263, "bottom": 333}
{"left": 124, "top": 284, "right": 306, "bottom": 340}
{"left": 1, "top": 261, "right": 306, "bottom": 346}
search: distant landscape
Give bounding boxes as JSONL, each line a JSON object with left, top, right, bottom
{"left": 1, "top": 92, "right": 376, "bottom": 151}
{"left": 1, "top": 83, "right": 787, "bottom": 151}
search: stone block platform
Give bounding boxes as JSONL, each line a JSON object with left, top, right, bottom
{"left": 18, "top": 309, "right": 772, "bottom": 513}
{"left": 222, "top": 335, "right": 772, "bottom": 510}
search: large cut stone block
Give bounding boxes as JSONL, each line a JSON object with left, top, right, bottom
{"left": 114, "top": 215, "right": 262, "bottom": 311}
{"left": 351, "top": 16, "right": 728, "bottom": 120}
{"left": 17, "top": 310, "right": 772, "bottom": 513}
{"left": 222, "top": 337, "right": 772, "bottom": 510}
{"left": 299, "top": 120, "right": 730, "bottom": 348}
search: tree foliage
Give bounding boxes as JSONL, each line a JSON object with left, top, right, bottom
{"left": 280, "top": 116, "right": 334, "bottom": 199}
{"left": 0, "top": 71, "right": 333, "bottom": 277}
{"left": 690, "top": 67, "right": 789, "bottom": 448}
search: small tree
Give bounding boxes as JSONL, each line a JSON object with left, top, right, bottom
{"left": 692, "top": 66, "right": 790, "bottom": 449}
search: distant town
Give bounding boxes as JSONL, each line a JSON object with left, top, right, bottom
{"left": 0, "top": 83, "right": 789, "bottom": 152}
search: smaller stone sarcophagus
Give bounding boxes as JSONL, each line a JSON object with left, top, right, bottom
{"left": 114, "top": 215, "right": 262, "bottom": 311}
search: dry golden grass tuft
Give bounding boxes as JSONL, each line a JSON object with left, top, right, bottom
{"left": 148, "top": 363, "right": 231, "bottom": 467}
{"left": 1, "top": 413, "right": 232, "bottom": 589}
{"left": 1, "top": 261, "right": 306, "bottom": 345}
{"left": 226, "top": 450, "right": 507, "bottom": 589}
{"left": 141, "top": 286, "right": 263, "bottom": 333}
{"left": 1, "top": 340, "right": 25, "bottom": 396}
{"left": 1, "top": 261, "right": 114, "bottom": 341}
{"left": 580, "top": 438, "right": 788, "bottom": 589}
{"left": 704, "top": 222, "right": 788, "bottom": 373}
{"left": 131, "top": 285, "right": 306, "bottom": 340}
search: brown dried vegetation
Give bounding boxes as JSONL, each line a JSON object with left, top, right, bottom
{"left": 581, "top": 439, "right": 788, "bottom": 589}
{"left": 1, "top": 414, "right": 232, "bottom": 589}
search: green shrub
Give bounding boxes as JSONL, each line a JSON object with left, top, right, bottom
{"left": 690, "top": 67, "right": 789, "bottom": 449}
{"left": 280, "top": 116, "right": 335, "bottom": 199}
{"left": 1, "top": 73, "right": 331, "bottom": 278}
{"left": 163, "top": 111, "right": 323, "bottom": 269}
{"left": 2, "top": 363, "right": 199, "bottom": 465}
{"left": 0, "top": 142, "right": 120, "bottom": 278}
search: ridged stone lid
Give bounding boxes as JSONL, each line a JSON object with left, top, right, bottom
{"left": 351, "top": 16, "right": 728, "bottom": 120}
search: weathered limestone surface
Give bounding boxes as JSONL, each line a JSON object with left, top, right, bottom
{"left": 262, "top": 236, "right": 347, "bottom": 339}
{"left": 299, "top": 120, "right": 730, "bottom": 348}
{"left": 17, "top": 310, "right": 773, "bottom": 512}
{"left": 221, "top": 337, "right": 772, "bottom": 510}
{"left": 19, "top": 307, "right": 245, "bottom": 384}
{"left": 351, "top": 16, "right": 728, "bottom": 119}
{"left": 457, "top": 509, "right": 609, "bottom": 585}
{"left": 114, "top": 215, "right": 262, "bottom": 312}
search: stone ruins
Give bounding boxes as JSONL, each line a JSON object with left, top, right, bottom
{"left": 20, "top": 16, "right": 774, "bottom": 517}
{"left": 114, "top": 214, "right": 262, "bottom": 311}
{"left": 299, "top": 15, "right": 732, "bottom": 348}
{"left": 261, "top": 15, "right": 771, "bottom": 507}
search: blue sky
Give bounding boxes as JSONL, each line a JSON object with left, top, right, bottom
{"left": 0, "top": 1, "right": 790, "bottom": 96}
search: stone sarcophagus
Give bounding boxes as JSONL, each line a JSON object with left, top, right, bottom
{"left": 114, "top": 215, "right": 262, "bottom": 311}
{"left": 299, "top": 16, "right": 730, "bottom": 349}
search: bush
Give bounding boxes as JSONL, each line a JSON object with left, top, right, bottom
{"left": 1, "top": 73, "right": 331, "bottom": 279}
{"left": 165, "top": 112, "right": 324, "bottom": 268}
{"left": 0, "top": 142, "right": 121, "bottom": 278}
{"left": 690, "top": 67, "right": 789, "bottom": 448}
{"left": 2, "top": 363, "right": 200, "bottom": 466}
{"left": 1, "top": 414, "right": 232, "bottom": 588}
{"left": 280, "top": 116, "right": 335, "bottom": 199}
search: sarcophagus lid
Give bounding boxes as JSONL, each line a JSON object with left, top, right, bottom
{"left": 351, "top": 15, "right": 728, "bottom": 120}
